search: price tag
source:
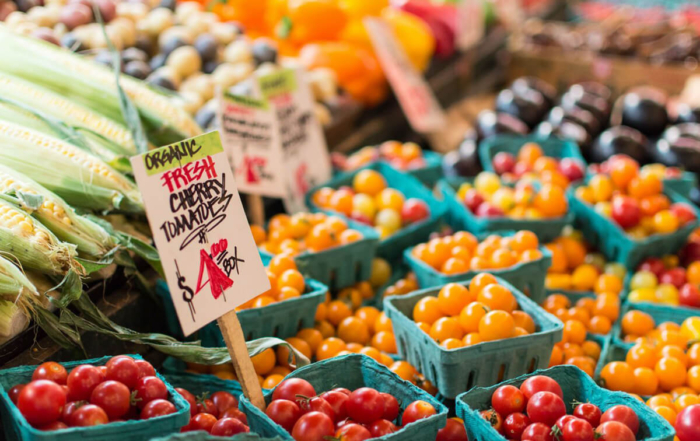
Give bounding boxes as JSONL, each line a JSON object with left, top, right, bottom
{"left": 457, "top": 0, "right": 485, "bottom": 51}
{"left": 218, "top": 91, "right": 286, "bottom": 198}
{"left": 364, "top": 17, "right": 447, "bottom": 134}
{"left": 252, "top": 68, "right": 331, "bottom": 213}
{"left": 130, "top": 131, "right": 270, "bottom": 336}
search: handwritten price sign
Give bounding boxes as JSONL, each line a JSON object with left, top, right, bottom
{"left": 252, "top": 68, "right": 331, "bottom": 213}
{"left": 130, "top": 131, "right": 270, "bottom": 336}
{"left": 457, "top": 0, "right": 485, "bottom": 51}
{"left": 218, "top": 92, "right": 286, "bottom": 198}
{"left": 364, "top": 17, "right": 447, "bottom": 134}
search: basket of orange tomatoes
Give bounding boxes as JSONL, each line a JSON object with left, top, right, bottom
{"left": 383, "top": 273, "right": 563, "bottom": 399}
{"left": 404, "top": 230, "right": 552, "bottom": 304}
{"left": 569, "top": 155, "right": 699, "bottom": 269}
{"left": 307, "top": 163, "right": 446, "bottom": 261}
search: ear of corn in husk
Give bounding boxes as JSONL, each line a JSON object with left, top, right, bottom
{"left": 0, "top": 198, "right": 79, "bottom": 276}
{"left": 0, "top": 72, "right": 137, "bottom": 156}
{"left": 0, "top": 164, "right": 116, "bottom": 259}
{"left": 0, "top": 120, "right": 143, "bottom": 213}
{"left": 0, "top": 254, "right": 39, "bottom": 303}
{"left": 0, "top": 301, "right": 30, "bottom": 344}
{"left": 0, "top": 24, "right": 202, "bottom": 146}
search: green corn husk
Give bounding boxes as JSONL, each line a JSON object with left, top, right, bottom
{"left": 0, "top": 120, "right": 143, "bottom": 213}
{"left": 0, "top": 24, "right": 202, "bottom": 146}
{"left": 0, "top": 72, "right": 137, "bottom": 155}
{"left": 0, "top": 300, "right": 29, "bottom": 343}
{"left": 0, "top": 164, "right": 117, "bottom": 259}
{"left": 0, "top": 197, "right": 79, "bottom": 276}
{"left": 0, "top": 255, "right": 39, "bottom": 302}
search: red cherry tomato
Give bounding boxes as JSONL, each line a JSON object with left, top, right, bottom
{"left": 520, "top": 376, "right": 564, "bottom": 400}
{"left": 134, "top": 376, "right": 168, "bottom": 409}
{"left": 8, "top": 384, "right": 24, "bottom": 404}
{"left": 32, "top": 362, "right": 68, "bottom": 385}
{"left": 402, "top": 400, "right": 436, "bottom": 426}
{"left": 272, "top": 379, "right": 316, "bottom": 406}
{"left": 17, "top": 380, "right": 67, "bottom": 426}
{"left": 320, "top": 390, "right": 349, "bottom": 421}
{"left": 611, "top": 196, "right": 641, "bottom": 229}
{"left": 266, "top": 399, "right": 302, "bottom": 432}
{"left": 676, "top": 404, "right": 700, "bottom": 441}
{"left": 600, "top": 405, "right": 639, "bottom": 435}
{"left": 346, "top": 388, "right": 385, "bottom": 424}
{"left": 333, "top": 387, "right": 351, "bottom": 396}
{"left": 401, "top": 198, "right": 430, "bottom": 225}
{"left": 211, "top": 391, "right": 238, "bottom": 414}
{"left": 291, "top": 411, "right": 335, "bottom": 441}
{"left": 90, "top": 380, "right": 131, "bottom": 419}
{"left": 595, "top": 421, "right": 635, "bottom": 441}
{"left": 38, "top": 421, "right": 68, "bottom": 431}
{"left": 526, "top": 391, "right": 566, "bottom": 426}
{"left": 380, "top": 393, "right": 399, "bottom": 421}
{"left": 521, "top": 422, "right": 555, "bottom": 441}
{"left": 562, "top": 418, "right": 595, "bottom": 441}
{"left": 67, "top": 365, "right": 103, "bottom": 401}
{"left": 61, "top": 401, "right": 83, "bottom": 424}
{"left": 134, "top": 360, "right": 156, "bottom": 380}
{"left": 436, "top": 418, "right": 468, "bottom": 441}
{"left": 196, "top": 398, "right": 219, "bottom": 418}
{"left": 573, "top": 403, "right": 601, "bottom": 427}
{"left": 105, "top": 356, "right": 139, "bottom": 390}
{"left": 175, "top": 388, "right": 197, "bottom": 417}
{"left": 479, "top": 409, "right": 503, "bottom": 433}
{"left": 503, "top": 412, "right": 530, "bottom": 439}
{"left": 188, "top": 413, "right": 217, "bottom": 433}
{"left": 210, "top": 417, "right": 249, "bottom": 436}
{"left": 555, "top": 415, "right": 578, "bottom": 432}
{"left": 335, "top": 423, "right": 372, "bottom": 441}
{"left": 221, "top": 407, "right": 248, "bottom": 425}
{"left": 140, "top": 399, "right": 177, "bottom": 419}
{"left": 492, "top": 385, "right": 526, "bottom": 416}
{"left": 367, "top": 419, "right": 398, "bottom": 437}
{"left": 71, "top": 404, "right": 109, "bottom": 427}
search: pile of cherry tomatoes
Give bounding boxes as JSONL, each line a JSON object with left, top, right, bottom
{"left": 177, "top": 388, "right": 250, "bottom": 436}
{"left": 264, "top": 377, "right": 443, "bottom": 440}
{"left": 9, "top": 357, "right": 176, "bottom": 430}
{"left": 332, "top": 141, "right": 430, "bottom": 172}
{"left": 490, "top": 143, "right": 586, "bottom": 187}
{"left": 482, "top": 375, "right": 640, "bottom": 441}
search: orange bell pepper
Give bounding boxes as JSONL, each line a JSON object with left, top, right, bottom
{"left": 285, "top": 0, "right": 348, "bottom": 44}
{"left": 338, "top": 0, "right": 388, "bottom": 18}
{"left": 299, "top": 41, "right": 387, "bottom": 107}
{"left": 380, "top": 7, "right": 435, "bottom": 72}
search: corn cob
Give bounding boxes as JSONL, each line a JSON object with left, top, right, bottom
{"left": 0, "top": 73, "right": 136, "bottom": 155}
{"left": 0, "top": 164, "right": 116, "bottom": 258}
{"left": 0, "top": 121, "right": 143, "bottom": 213}
{"left": 0, "top": 25, "right": 201, "bottom": 145}
{"left": 0, "top": 254, "right": 39, "bottom": 303}
{"left": 0, "top": 199, "right": 78, "bottom": 276}
{"left": 0, "top": 301, "right": 29, "bottom": 343}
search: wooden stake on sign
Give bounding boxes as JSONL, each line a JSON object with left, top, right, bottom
{"left": 247, "top": 194, "right": 265, "bottom": 227}
{"left": 217, "top": 310, "right": 266, "bottom": 410}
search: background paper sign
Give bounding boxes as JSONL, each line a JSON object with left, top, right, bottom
{"left": 130, "top": 131, "right": 270, "bottom": 336}
{"left": 252, "top": 68, "right": 331, "bottom": 213}
{"left": 457, "top": 0, "right": 485, "bottom": 51}
{"left": 494, "top": 0, "right": 524, "bottom": 30}
{"left": 218, "top": 91, "right": 286, "bottom": 198}
{"left": 364, "top": 17, "right": 447, "bottom": 134}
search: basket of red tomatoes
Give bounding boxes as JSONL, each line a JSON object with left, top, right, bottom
{"left": 239, "top": 353, "right": 448, "bottom": 440}
{"left": 0, "top": 355, "right": 189, "bottom": 441}
{"left": 456, "top": 365, "right": 675, "bottom": 441}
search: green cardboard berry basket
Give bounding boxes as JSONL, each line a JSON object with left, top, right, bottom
{"left": 438, "top": 177, "right": 574, "bottom": 243}
{"left": 306, "top": 163, "right": 446, "bottom": 261}
{"left": 403, "top": 231, "right": 553, "bottom": 304}
{"left": 479, "top": 135, "right": 587, "bottom": 174}
{"left": 239, "top": 354, "right": 448, "bottom": 441}
{"left": 664, "top": 171, "right": 697, "bottom": 198}
{"left": 156, "top": 253, "right": 328, "bottom": 344}
{"left": 261, "top": 218, "right": 380, "bottom": 292}
{"left": 0, "top": 355, "right": 190, "bottom": 441}
{"left": 568, "top": 185, "right": 700, "bottom": 270}
{"left": 383, "top": 276, "right": 564, "bottom": 399}
{"left": 456, "top": 365, "right": 675, "bottom": 441}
